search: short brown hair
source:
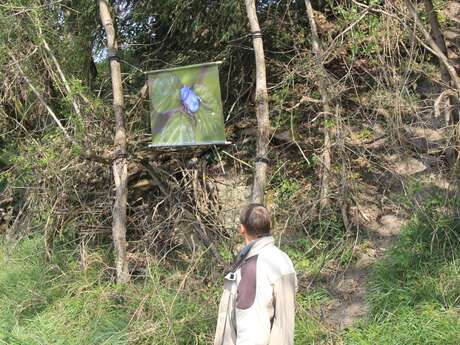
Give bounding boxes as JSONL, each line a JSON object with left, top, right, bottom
{"left": 239, "top": 204, "right": 271, "bottom": 237}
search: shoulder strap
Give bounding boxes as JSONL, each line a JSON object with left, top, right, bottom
{"left": 226, "top": 241, "right": 256, "bottom": 274}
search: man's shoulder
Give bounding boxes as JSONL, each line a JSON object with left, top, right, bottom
{"left": 258, "top": 244, "right": 296, "bottom": 280}
{"left": 260, "top": 243, "right": 292, "bottom": 260}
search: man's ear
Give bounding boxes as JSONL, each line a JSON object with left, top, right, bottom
{"left": 239, "top": 224, "right": 246, "bottom": 235}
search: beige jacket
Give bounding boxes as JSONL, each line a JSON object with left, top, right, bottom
{"left": 214, "top": 236, "right": 297, "bottom": 345}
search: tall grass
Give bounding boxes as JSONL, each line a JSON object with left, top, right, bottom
{"left": 0, "top": 237, "right": 218, "bottom": 344}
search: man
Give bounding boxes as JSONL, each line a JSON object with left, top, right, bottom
{"left": 214, "top": 204, "right": 297, "bottom": 345}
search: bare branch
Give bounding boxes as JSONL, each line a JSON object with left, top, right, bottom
{"left": 305, "top": 0, "right": 332, "bottom": 209}
{"left": 8, "top": 52, "right": 77, "bottom": 145}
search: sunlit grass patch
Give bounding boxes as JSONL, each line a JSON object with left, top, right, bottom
{"left": 344, "top": 305, "right": 460, "bottom": 345}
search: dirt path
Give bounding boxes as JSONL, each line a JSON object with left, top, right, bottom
{"left": 323, "top": 213, "right": 405, "bottom": 329}
{"left": 321, "top": 152, "right": 453, "bottom": 329}
{"left": 319, "top": 104, "right": 455, "bottom": 328}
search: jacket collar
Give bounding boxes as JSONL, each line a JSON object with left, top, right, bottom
{"left": 228, "top": 236, "right": 275, "bottom": 274}
{"left": 245, "top": 236, "right": 274, "bottom": 259}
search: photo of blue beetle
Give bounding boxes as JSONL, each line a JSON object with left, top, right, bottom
{"left": 180, "top": 85, "right": 202, "bottom": 116}
{"left": 147, "top": 62, "right": 226, "bottom": 147}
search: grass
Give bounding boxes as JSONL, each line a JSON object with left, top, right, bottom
{"left": 0, "top": 238, "right": 218, "bottom": 344}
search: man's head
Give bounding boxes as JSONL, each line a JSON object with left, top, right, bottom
{"left": 239, "top": 204, "right": 271, "bottom": 240}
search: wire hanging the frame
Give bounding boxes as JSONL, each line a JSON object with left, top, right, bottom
{"left": 105, "top": 48, "right": 145, "bottom": 74}
{"left": 250, "top": 30, "right": 262, "bottom": 39}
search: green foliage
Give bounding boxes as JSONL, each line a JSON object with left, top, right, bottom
{"left": 366, "top": 217, "right": 460, "bottom": 315}
{"left": 277, "top": 178, "right": 301, "bottom": 202}
{"left": 356, "top": 127, "right": 373, "bottom": 141}
{"left": 283, "top": 238, "right": 313, "bottom": 272}
{"left": 217, "top": 244, "right": 233, "bottom": 263}
{"left": 281, "top": 208, "right": 352, "bottom": 279}
{"left": 324, "top": 118, "right": 335, "bottom": 129}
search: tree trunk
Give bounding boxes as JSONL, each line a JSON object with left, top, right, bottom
{"left": 305, "top": 0, "right": 332, "bottom": 209}
{"left": 423, "top": 0, "right": 449, "bottom": 81}
{"left": 423, "top": 0, "right": 459, "bottom": 122}
{"left": 244, "top": 0, "right": 270, "bottom": 205}
{"left": 405, "top": 0, "right": 460, "bottom": 92}
{"left": 99, "top": 0, "right": 129, "bottom": 284}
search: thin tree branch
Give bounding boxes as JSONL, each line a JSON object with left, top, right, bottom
{"left": 9, "top": 52, "right": 76, "bottom": 145}
{"left": 8, "top": 51, "right": 111, "bottom": 165}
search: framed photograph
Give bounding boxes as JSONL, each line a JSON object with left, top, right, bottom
{"left": 146, "top": 62, "right": 226, "bottom": 147}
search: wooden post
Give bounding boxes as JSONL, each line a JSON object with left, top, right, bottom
{"left": 244, "top": 0, "right": 270, "bottom": 205}
{"left": 99, "top": 0, "right": 129, "bottom": 283}
{"left": 305, "top": 0, "right": 332, "bottom": 209}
